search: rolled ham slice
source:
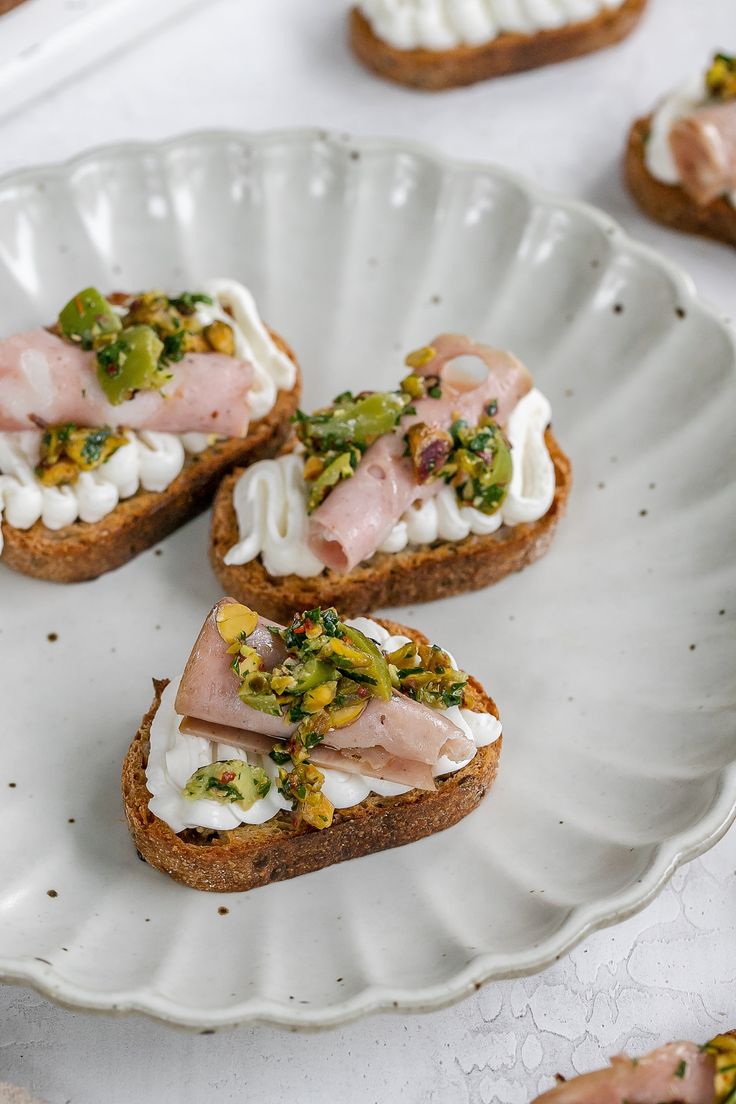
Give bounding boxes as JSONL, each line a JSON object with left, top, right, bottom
{"left": 175, "top": 599, "right": 473, "bottom": 787}
{"left": 669, "top": 99, "right": 736, "bottom": 205}
{"left": 533, "top": 1041, "right": 714, "bottom": 1104}
{"left": 306, "top": 335, "right": 532, "bottom": 573}
{"left": 175, "top": 600, "right": 291, "bottom": 739}
{"left": 0, "top": 329, "right": 255, "bottom": 436}
{"left": 180, "top": 717, "right": 436, "bottom": 791}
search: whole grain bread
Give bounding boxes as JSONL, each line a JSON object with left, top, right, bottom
{"left": 625, "top": 114, "right": 736, "bottom": 248}
{"left": 209, "top": 428, "right": 571, "bottom": 622}
{"left": 122, "top": 619, "right": 502, "bottom": 893}
{"left": 348, "top": 0, "right": 646, "bottom": 91}
{"left": 0, "top": 333, "right": 301, "bottom": 584}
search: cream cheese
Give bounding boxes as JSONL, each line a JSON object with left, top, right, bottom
{"left": 0, "top": 279, "right": 293, "bottom": 550}
{"left": 146, "top": 618, "right": 502, "bottom": 834}
{"left": 357, "top": 0, "right": 626, "bottom": 51}
{"left": 224, "top": 387, "right": 556, "bottom": 575}
{"left": 0, "top": 429, "right": 209, "bottom": 553}
{"left": 645, "top": 76, "right": 736, "bottom": 207}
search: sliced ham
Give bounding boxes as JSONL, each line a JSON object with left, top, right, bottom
{"left": 669, "top": 99, "right": 736, "bottom": 205}
{"left": 306, "top": 335, "right": 532, "bottom": 572}
{"left": 0, "top": 329, "right": 254, "bottom": 436}
{"left": 533, "top": 1041, "right": 715, "bottom": 1104}
{"left": 174, "top": 600, "right": 291, "bottom": 739}
{"left": 325, "top": 693, "right": 471, "bottom": 766}
{"left": 175, "top": 599, "right": 473, "bottom": 785}
{"left": 180, "top": 717, "right": 436, "bottom": 791}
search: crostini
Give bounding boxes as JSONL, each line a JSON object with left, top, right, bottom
{"left": 533, "top": 1030, "right": 736, "bottom": 1103}
{"left": 211, "top": 334, "right": 571, "bottom": 621}
{"left": 349, "top": 0, "right": 647, "bottom": 91}
{"left": 0, "top": 279, "right": 300, "bottom": 582}
{"left": 626, "top": 52, "right": 736, "bottom": 247}
{"left": 123, "top": 599, "right": 502, "bottom": 892}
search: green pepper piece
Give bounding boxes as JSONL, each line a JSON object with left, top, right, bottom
{"left": 299, "top": 391, "right": 408, "bottom": 453}
{"left": 290, "top": 657, "right": 335, "bottom": 695}
{"left": 307, "top": 452, "right": 355, "bottom": 512}
{"left": 58, "top": 288, "right": 122, "bottom": 349}
{"left": 96, "top": 325, "right": 166, "bottom": 405}
{"left": 341, "top": 625, "right": 392, "bottom": 701}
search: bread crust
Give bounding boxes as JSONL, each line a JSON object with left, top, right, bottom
{"left": 0, "top": 333, "right": 301, "bottom": 583}
{"left": 0, "top": 0, "right": 29, "bottom": 13}
{"left": 122, "top": 619, "right": 502, "bottom": 893}
{"left": 348, "top": 0, "right": 646, "bottom": 90}
{"left": 625, "top": 114, "right": 736, "bottom": 248}
{"left": 209, "top": 428, "right": 571, "bottom": 622}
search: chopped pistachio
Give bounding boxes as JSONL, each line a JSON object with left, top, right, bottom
{"left": 404, "top": 344, "right": 436, "bottom": 370}
{"left": 216, "top": 602, "right": 259, "bottom": 644}
{"left": 706, "top": 53, "right": 736, "bottom": 101}
{"left": 204, "top": 320, "right": 236, "bottom": 356}
{"left": 36, "top": 424, "right": 128, "bottom": 486}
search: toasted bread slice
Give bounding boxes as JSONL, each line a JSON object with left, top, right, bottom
{"left": 625, "top": 114, "right": 736, "bottom": 248}
{"left": 348, "top": 0, "right": 646, "bottom": 91}
{"left": 122, "top": 619, "right": 502, "bottom": 893}
{"left": 209, "top": 428, "right": 571, "bottom": 623}
{"left": 0, "top": 333, "right": 300, "bottom": 584}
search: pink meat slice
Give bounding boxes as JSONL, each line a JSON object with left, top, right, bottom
{"left": 669, "top": 99, "right": 736, "bottom": 205}
{"left": 0, "top": 329, "right": 254, "bottom": 435}
{"left": 179, "top": 717, "right": 436, "bottom": 791}
{"left": 175, "top": 600, "right": 473, "bottom": 779}
{"left": 175, "top": 600, "right": 291, "bottom": 739}
{"left": 533, "top": 1041, "right": 715, "bottom": 1104}
{"left": 325, "top": 693, "right": 471, "bottom": 765}
{"left": 306, "top": 334, "right": 532, "bottom": 573}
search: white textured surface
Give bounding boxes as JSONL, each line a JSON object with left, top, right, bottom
{"left": 0, "top": 0, "right": 734, "bottom": 1099}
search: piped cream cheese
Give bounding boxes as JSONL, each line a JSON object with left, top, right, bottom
{"left": 358, "top": 0, "right": 627, "bottom": 51}
{"left": 146, "top": 618, "right": 502, "bottom": 834}
{"left": 645, "top": 76, "right": 736, "bottom": 207}
{"left": 0, "top": 429, "right": 209, "bottom": 553}
{"left": 224, "top": 387, "right": 556, "bottom": 575}
{"left": 0, "top": 279, "right": 294, "bottom": 550}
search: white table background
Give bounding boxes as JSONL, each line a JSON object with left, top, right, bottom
{"left": 0, "top": 0, "right": 734, "bottom": 1101}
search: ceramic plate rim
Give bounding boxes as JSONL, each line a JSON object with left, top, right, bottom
{"left": 1, "top": 128, "right": 735, "bottom": 1031}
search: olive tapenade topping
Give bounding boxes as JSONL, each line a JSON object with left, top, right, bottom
{"left": 211, "top": 603, "right": 472, "bottom": 830}
{"left": 706, "top": 53, "right": 736, "bottom": 101}
{"left": 57, "top": 286, "right": 236, "bottom": 406}
{"left": 184, "top": 760, "right": 271, "bottom": 810}
{"left": 295, "top": 390, "right": 413, "bottom": 512}
{"left": 405, "top": 411, "right": 512, "bottom": 515}
{"left": 35, "top": 423, "right": 128, "bottom": 486}
{"left": 703, "top": 1034, "right": 736, "bottom": 1104}
{"left": 385, "top": 640, "right": 470, "bottom": 710}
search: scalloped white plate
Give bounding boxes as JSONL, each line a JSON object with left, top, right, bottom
{"left": 0, "top": 130, "right": 735, "bottom": 1030}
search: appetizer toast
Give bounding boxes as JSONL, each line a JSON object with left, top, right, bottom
{"left": 349, "top": 0, "right": 647, "bottom": 91}
{"left": 2, "top": 344, "right": 299, "bottom": 584}
{"left": 626, "top": 53, "right": 736, "bottom": 247}
{"left": 211, "top": 429, "right": 571, "bottom": 622}
{"left": 626, "top": 114, "right": 736, "bottom": 247}
{"left": 123, "top": 603, "right": 502, "bottom": 893}
{"left": 533, "top": 1031, "right": 736, "bottom": 1103}
{"left": 0, "top": 283, "right": 300, "bottom": 582}
{"left": 210, "top": 334, "right": 572, "bottom": 621}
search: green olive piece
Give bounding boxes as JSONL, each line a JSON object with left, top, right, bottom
{"left": 341, "top": 625, "right": 392, "bottom": 701}
{"left": 58, "top": 288, "right": 122, "bottom": 349}
{"left": 299, "top": 391, "right": 408, "bottom": 454}
{"left": 289, "top": 656, "right": 335, "bottom": 696}
{"left": 307, "top": 451, "right": 355, "bottom": 512}
{"left": 95, "top": 325, "right": 166, "bottom": 405}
